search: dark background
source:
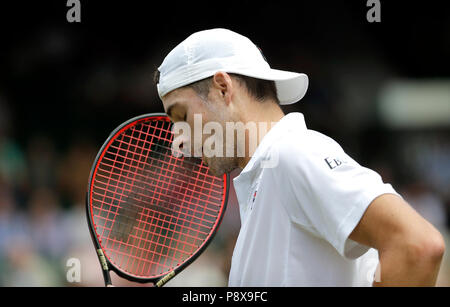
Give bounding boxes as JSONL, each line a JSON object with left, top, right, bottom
{"left": 2, "top": 1, "right": 449, "bottom": 143}
{"left": 0, "top": 0, "right": 449, "bottom": 286}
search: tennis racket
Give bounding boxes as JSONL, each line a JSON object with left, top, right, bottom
{"left": 86, "top": 113, "right": 229, "bottom": 286}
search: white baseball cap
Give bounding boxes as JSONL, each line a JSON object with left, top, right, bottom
{"left": 157, "top": 28, "right": 308, "bottom": 105}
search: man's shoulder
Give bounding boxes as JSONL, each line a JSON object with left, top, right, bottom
{"left": 270, "top": 127, "right": 346, "bottom": 162}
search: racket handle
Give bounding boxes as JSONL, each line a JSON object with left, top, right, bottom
{"left": 96, "top": 248, "right": 113, "bottom": 287}
{"left": 155, "top": 271, "right": 176, "bottom": 287}
{"left": 102, "top": 270, "right": 113, "bottom": 287}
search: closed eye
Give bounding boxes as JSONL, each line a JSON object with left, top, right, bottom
{"left": 165, "top": 102, "right": 186, "bottom": 122}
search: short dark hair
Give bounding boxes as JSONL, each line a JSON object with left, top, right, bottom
{"left": 231, "top": 74, "right": 279, "bottom": 103}
{"left": 153, "top": 70, "right": 279, "bottom": 104}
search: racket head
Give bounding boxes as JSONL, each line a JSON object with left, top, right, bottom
{"left": 86, "top": 113, "right": 229, "bottom": 285}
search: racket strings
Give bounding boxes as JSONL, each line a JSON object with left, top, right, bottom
{"left": 90, "top": 119, "right": 225, "bottom": 278}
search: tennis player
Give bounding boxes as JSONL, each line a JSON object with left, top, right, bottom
{"left": 154, "top": 29, "right": 445, "bottom": 286}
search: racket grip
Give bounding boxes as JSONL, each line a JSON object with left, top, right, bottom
{"left": 97, "top": 248, "right": 113, "bottom": 287}
{"left": 103, "top": 270, "right": 113, "bottom": 287}
{"left": 155, "top": 271, "right": 176, "bottom": 287}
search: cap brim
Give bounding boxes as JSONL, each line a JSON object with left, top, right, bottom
{"left": 226, "top": 68, "right": 308, "bottom": 105}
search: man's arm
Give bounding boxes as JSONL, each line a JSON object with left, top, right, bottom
{"left": 349, "top": 194, "right": 445, "bottom": 286}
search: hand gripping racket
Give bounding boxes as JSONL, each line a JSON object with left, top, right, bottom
{"left": 86, "top": 113, "right": 229, "bottom": 286}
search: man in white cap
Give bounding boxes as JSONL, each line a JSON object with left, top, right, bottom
{"left": 154, "top": 28, "right": 445, "bottom": 286}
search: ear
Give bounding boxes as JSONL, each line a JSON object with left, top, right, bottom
{"left": 212, "top": 71, "right": 233, "bottom": 105}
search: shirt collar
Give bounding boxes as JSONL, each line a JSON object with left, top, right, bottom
{"left": 236, "top": 112, "right": 307, "bottom": 176}
{"left": 233, "top": 112, "right": 307, "bottom": 208}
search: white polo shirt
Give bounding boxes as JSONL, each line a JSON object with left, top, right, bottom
{"left": 228, "top": 112, "right": 399, "bottom": 286}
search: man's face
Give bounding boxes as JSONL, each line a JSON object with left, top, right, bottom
{"left": 161, "top": 85, "right": 239, "bottom": 176}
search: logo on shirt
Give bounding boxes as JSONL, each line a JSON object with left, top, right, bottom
{"left": 324, "top": 157, "right": 347, "bottom": 170}
{"left": 252, "top": 190, "right": 257, "bottom": 203}
{"left": 249, "top": 189, "right": 258, "bottom": 211}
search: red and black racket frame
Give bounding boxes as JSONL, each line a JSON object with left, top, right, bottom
{"left": 85, "top": 113, "right": 230, "bottom": 286}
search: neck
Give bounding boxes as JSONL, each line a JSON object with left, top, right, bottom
{"left": 237, "top": 100, "right": 285, "bottom": 169}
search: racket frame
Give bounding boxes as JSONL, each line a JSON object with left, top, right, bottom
{"left": 85, "top": 113, "right": 230, "bottom": 286}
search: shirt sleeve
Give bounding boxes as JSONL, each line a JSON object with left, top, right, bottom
{"left": 271, "top": 130, "right": 400, "bottom": 259}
